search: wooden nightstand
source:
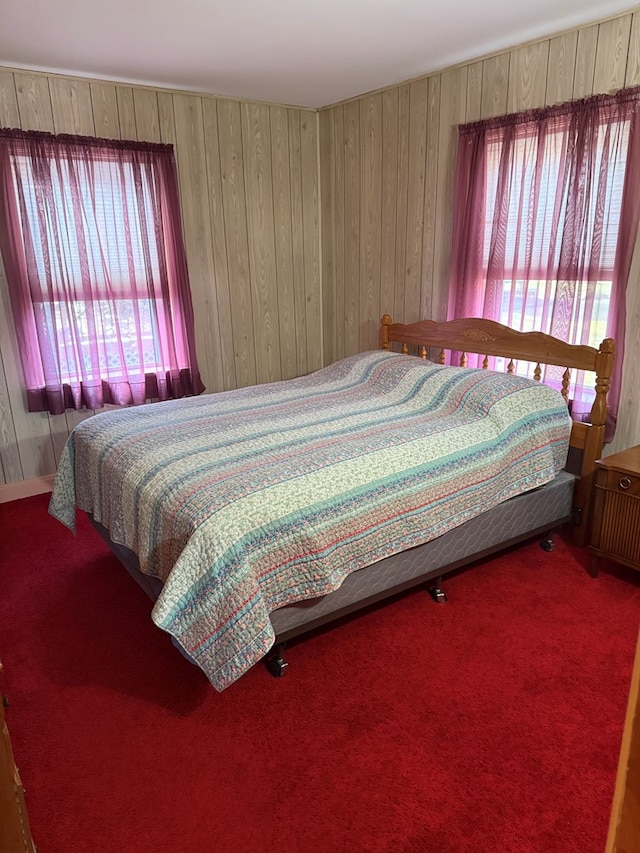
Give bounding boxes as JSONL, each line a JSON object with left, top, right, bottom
{"left": 590, "top": 445, "right": 640, "bottom": 577}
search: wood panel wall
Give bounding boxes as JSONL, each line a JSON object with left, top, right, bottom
{"left": 319, "top": 8, "right": 640, "bottom": 453}
{"left": 2, "top": 8, "right": 640, "bottom": 491}
{"left": 0, "top": 71, "right": 321, "bottom": 486}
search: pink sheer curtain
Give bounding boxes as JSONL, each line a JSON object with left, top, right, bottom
{"left": 0, "top": 129, "right": 204, "bottom": 414}
{"left": 448, "top": 87, "right": 640, "bottom": 434}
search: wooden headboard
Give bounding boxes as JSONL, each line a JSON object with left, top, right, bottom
{"left": 379, "top": 314, "right": 616, "bottom": 546}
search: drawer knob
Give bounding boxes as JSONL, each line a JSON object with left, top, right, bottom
{"left": 619, "top": 476, "right": 632, "bottom": 490}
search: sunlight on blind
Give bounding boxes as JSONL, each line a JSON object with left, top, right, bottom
{"left": 14, "top": 154, "right": 162, "bottom": 299}
{"left": 483, "top": 119, "right": 629, "bottom": 291}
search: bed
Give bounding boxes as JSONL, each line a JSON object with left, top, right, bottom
{"left": 49, "top": 315, "right": 615, "bottom": 690}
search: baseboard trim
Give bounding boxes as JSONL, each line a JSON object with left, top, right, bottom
{"left": 0, "top": 475, "right": 55, "bottom": 504}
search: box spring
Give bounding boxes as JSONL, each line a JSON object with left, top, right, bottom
{"left": 88, "top": 470, "right": 575, "bottom": 650}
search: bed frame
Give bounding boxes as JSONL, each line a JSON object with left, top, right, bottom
{"left": 89, "top": 315, "right": 615, "bottom": 680}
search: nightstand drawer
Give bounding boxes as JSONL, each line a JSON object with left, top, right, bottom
{"left": 600, "top": 468, "right": 640, "bottom": 497}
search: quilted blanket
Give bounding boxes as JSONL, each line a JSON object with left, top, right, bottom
{"left": 50, "top": 350, "right": 571, "bottom": 690}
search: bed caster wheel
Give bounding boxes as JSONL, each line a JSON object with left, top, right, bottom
{"left": 539, "top": 536, "right": 555, "bottom": 552}
{"left": 429, "top": 587, "right": 448, "bottom": 604}
{"left": 266, "top": 654, "right": 289, "bottom": 678}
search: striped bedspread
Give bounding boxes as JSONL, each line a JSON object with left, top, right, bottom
{"left": 50, "top": 350, "right": 572, "bottom": 690}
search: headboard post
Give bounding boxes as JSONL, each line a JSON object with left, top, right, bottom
{"left": 590, "top": 338, "right": 615, "bottom": 428}
{"left": 380, "top": 314, "right": 392, "bottom": 351}
{"left": 572, "top": 337, "right": 615, "bottom": 546}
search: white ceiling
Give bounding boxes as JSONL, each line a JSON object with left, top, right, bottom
{"left": 1, "top": 0, "right": 638, "bottom": 108}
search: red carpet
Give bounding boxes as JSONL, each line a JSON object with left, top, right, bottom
{"left": 1, "top": 493, "right": 639, "bottom": 853}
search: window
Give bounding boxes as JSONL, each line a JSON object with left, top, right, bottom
{"left": 0, "top": 129, "right": 204, "bottom": 414}
{"left": 485, "top": 120, "right": 627, "bottom": 350}
{"left": 448, "top": 87, "right": 640, "bottom": 430}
